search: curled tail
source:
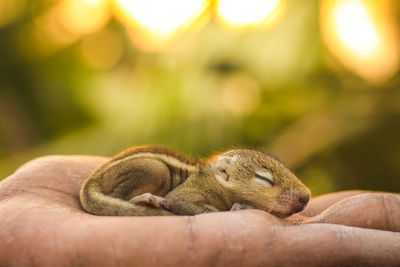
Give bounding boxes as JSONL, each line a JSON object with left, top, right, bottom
{"left": 79, "top": 179, "right": 173, "bottom": 216}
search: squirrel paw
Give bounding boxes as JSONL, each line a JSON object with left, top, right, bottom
{"left": 230, "top": 203, "right": 254, "bottom": 211}
{"left": 129, "top": 193, "right": 168, "bottom": 209}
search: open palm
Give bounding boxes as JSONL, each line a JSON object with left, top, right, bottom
{"left": 0, "top": 155, "right": 399, "bottom": 266}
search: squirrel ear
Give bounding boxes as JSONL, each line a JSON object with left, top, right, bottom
{"left": 211, "top": 156, "right": 234, "bottom": 188}
{"left": 215, "top": 172, "right": 233, "bottom": 188}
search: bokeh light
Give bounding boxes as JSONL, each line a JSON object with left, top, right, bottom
{"left": 334, "top": 0, "right": 378, "bottom": 56}
{"left": 0, "top": 0, "right": 26, "bottom": 28}
{"left": 220, "top": 74, "right": 261, "bottom": 116}
{"left": 80, "top": 27, "right": 124, "bottom": 69}
{"left": 321, "top": 0, "right": 400, "bottom": 84}
{"left": 18, "top": 9, "right": 78, "bottom": 58}
{"left": 17, "top": 0, "right": 111, "bottom": 58}
{"left": 215, "top": 0, "right": 284, "bottom": 32}
{"left": 58, "top": 0, "right": 111, "bottom": 35}
{"left": 113, "top": 0, "right": 210, "bottom": 51}
{"left": 2, "top": 0, "right": 400, "bottom": 196}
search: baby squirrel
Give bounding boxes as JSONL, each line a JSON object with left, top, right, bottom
{"left": 80, "top": 145, "right": 311, "bottom": 217}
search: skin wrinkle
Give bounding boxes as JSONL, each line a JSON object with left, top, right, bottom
{"left": 104, "top": 221, "right": 132, "bottom": 266}
{"left": 260, "top": 225, "right": 280, "bottom": 266}
{"left": 32, "top": 185, "right": 74, "bottom": 198}
{"left": 29, "top": 254, "right": 36, "bottom": 267}
{"left": 0, "top": 176, "right": 27, "bottom": 199}
{"left": 335, "top": 225, "right": 355, "bottom": 251}
{"left": 31, "top": 185, "right": 78, "bottom": 207}
{"left": 0, "top": 194, "right": 15, "bottom": 206}
{"left": 38, "top": 211, "right": 62, "bottom": 267}
{"left": 203, "top": 220, "right": 224, "bottom": 267}
{"left": 98, "top": 216, "right": 179, "bottom": 267}
{"left": 359, "top": 228, "right": 398, "bottom": 265}
{"left": 65, "top": 218, "right": 85, "bottom": 267}
{"left": 218, "top": 216, "right": 239, "bottom": 267}
{"left": 225, "top": 211, "right": 281, "bottom": 267}
{"left": 185, "top": 216, "right": 197, "bottom": 264}
{"left": 311, "top": 197, "right": 351, "bottom": 223}
{"left": 64, "top": 221, "right": 86, "bottom": 267}
{"left": 12, "top": 198, "right": 75, "bottom": 267}
{"left": 199, "top": 212, "right": 245, "bottom": 267}
{"left": 108, "top": 237, "right": 121, "bottom": 267}
{"left": 53, "top": 214, "right": 62, "bottom": 267}
{"left": 377, "top": 194, "right": 396, "bottom": 229}
{"left": 17, "top": 193, "right": 75, "bottom": 215}
{"left": 218, "top": 212, "right": 253, "bottom": 267}
{"left": 299, "top": 206, "right": 317, "bottom": 218}
{"left": 76, "top": 218, "right": 114, "bottom": 266}
{"left": 282, "top": 225, "right": 348, "bottom": 266}
{"left": 1, "top": 161, "right": 84, "bottom": 201}
{"left": 22, "top": 213, "right": 42, "bottom": 267}
{"left": 82, "top": 219, "right": 105, "bottom": 266}
{"left": 233, "top": 242, "right": 247, "bottom": 267}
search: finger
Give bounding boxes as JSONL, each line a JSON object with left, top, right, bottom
{"left": 303, "top": 193, "right": 400, "bottom": 231}
{"left": 300, "top": 190, "right": 372, "bottom": 216}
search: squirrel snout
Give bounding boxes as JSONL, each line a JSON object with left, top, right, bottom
{"left": 276, "top": 191, "right": 310, "bottom": 216}
{"left": 293, "top": 195, "right": 309, "bottom": 213}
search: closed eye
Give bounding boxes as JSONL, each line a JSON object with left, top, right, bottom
{"left": 254, "top": 171, "right": 275, "bottom": 186}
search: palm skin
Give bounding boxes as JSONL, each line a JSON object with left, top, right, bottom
{"left": 0, "top": 155, "right": 399, "bottom": 266}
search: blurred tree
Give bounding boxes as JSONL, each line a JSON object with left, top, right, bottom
{"left": 0, "top": 0, "right": 399, "bottom": 195}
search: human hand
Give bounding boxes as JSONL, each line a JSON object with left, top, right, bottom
{"left": 0, "top": 156, "right": 399, "bottom": 266}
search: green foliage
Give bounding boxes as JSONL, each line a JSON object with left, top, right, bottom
{"left": 0, "top": 0, "right": 399, "bottom": 195}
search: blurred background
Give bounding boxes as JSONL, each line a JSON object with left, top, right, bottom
{"left": 0, "top": 0, "right": 399, "bottom": 195}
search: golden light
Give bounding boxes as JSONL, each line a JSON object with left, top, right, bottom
{"left": 58, "top": 0, "right": 110, "bottom": 35}
{"left": 215, "top": 0, "right": 284, "bottom": 31}
{"left": 0, "top": 0, "right": 26, "bottom": 28}
{"left": 112, "top": 0, "right": 209, "bottom": 51}
{"left": 18, "top": 0, "right": 111, "bottom": 58}
{"left": 18, "top": 9, "right": 78, "bottom": 58}
{"left": 321, "top": 0, "right": 399, "bottom": 84}
{"left": 333, "top": 1, "right": 379, "bottom": 56}
{"left": 220, "top": 74, "right": 261, "bottom": 116}
{"left": 80, "top": 27, "right": 124, "bottom": 69}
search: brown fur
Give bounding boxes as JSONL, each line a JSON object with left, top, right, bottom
{"left": 80, "top": 145, "right": 310, "bottom": 217}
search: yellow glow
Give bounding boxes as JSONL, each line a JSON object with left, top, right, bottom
{"left": 58, "top": 0, "right": 110, "bottom": 35}
{"left": 333, "top": 1, "right": 379, "bottom": 56}
{"left": 18, "top": 0, "right": 111, "bottom": 58}
{"left": 113, "top": 0, "right": 209, "bottom": 51}
{"left": 216, "top": 0, "right": 284, "bottom": 31}
{"left": 220, "top": 74, "right": 261, "bottom": 116}
{"left": 321, "top": 0, "right": 400, "bottom": 84}
{"left": 80, "top": 27, "right": 124, "bottom": 69}
{"left": 18, "top": 9, "right": 78, "bottom": 58}
{"left": 0, "top": 0, "right": 26, "bottom": 28}
{"left": 83, "top": 0, "right": 104, "bottom": 5}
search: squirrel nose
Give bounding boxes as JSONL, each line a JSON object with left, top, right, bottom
{"left": 293, "top": 195, "right": 310, "bottom": 213}
{"left": 300, "top": 195, "right": 310, "bottom": 205}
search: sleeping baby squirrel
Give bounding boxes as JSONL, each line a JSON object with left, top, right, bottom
{"left": 80, "top": 145, "right": 311, "bottom": 217}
